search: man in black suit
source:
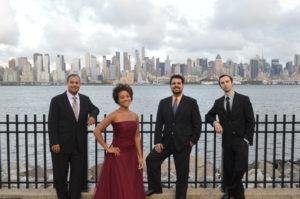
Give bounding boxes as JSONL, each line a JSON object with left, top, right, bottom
{"left": 48, "top": 74, "right": 99, "bottom": 199}
{"left": 146, "top": 74, "right": 202, "bottom": 199}
{"left": 206, "top": 74, "right": 255, "bottom": 199}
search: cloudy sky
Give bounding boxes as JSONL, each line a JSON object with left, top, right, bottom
{"left": 1, "top": 0, "right": 300, "bottom": 68}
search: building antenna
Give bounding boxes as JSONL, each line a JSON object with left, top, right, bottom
{"left": 261, "top": 48, "right": 264, "bottom": 59}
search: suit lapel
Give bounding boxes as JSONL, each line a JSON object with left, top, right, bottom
{"left": 174, "top": 95, "right": 185, "bottom": 119}
{"left": 78, "top": 94, "right": 84, "bottom": 122}
{"left": 231, "top": 92, "right": 239, "bottom": 114}
{"left": 219, "top": 96, "right": 226, "bottom": 114}
{"left": 167, "top": 97, "right": 174, "bottom": 119}
{"left": 64, "top": 92, "right": 77, "bottom": 122}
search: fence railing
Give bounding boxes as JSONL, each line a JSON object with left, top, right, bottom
{"left": 0, "top": 114, "right": 299, "bottom": 189}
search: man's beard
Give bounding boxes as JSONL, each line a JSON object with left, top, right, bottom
{"left": 172, "top": 89, "right": 182, "bottom": 95}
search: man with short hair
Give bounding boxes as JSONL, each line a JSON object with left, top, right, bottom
{"left": 48, "top": 74, "right": 99, "bottom": 199}
{"left": 206, "top": 74, "right": 255, "bottom": 199}
{"left": 146, "top": 74, "right": 202, "bottom": 199}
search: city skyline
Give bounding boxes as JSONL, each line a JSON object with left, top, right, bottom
{"left": 1, "top": 48, "right": 300, "bottom": 84}
{"left": 1, "top": 0, "right": 300, "bottom": 66}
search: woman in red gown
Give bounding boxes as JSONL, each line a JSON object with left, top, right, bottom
{"left": 93, "top": 84, "right": 146, "bottom": 199}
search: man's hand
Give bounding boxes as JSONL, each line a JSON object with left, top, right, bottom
{"left": 189, "top": 141, "right": 194, "bottom": 147}
{"left": 214, "top": 122, "right": 223, "bottom": 134}
{"left": 154, "top": 143, "right": 164, "bottom": 153}
{"left": 51, "top": 144, "right": 60, "bottom": 153}
{"left": 87, "top": 116, "right": 96, "bottom": 125}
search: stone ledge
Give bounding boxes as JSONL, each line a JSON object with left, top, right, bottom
{"left": 0, "top": 188, "right": 300, "bottom": 199}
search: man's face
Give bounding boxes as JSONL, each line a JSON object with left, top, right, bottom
{"left": 170, "top": 78, "right": 184, "bottom": 95}
{"left": 219, "top": 76, "right": 233, "bottom": 93}
{"left": 67, "top": 76, "right": 80, "bottom": 95}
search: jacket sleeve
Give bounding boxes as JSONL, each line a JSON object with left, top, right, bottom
{"left": 190, "top": 99, "right": 202, "bottom": 144}
{"left": 243, "top": 96, "right": 255, "bottom": 145}
{"left": 205, "top": 100, "right": 218, "bottom": 127}
{"left": 154, "top": 100, "right": 164, "bottom": 144}
{"left": 48, "top": 98, "right": 59, "bottom": 147}
{"left": 87, "top": 97, "right": 100, "bottom": 119}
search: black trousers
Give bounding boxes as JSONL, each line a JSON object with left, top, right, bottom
{"left": 51, "top": 147, "right": 84, "bottom": 199}
{"left": 223, "top": 135, "right": 249, "bottom": 199}
{"left": 146, "top": 140, "right": 191, "bottom": 199}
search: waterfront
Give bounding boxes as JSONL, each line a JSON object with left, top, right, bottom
{"left": 0, "top": 85, "right": 299, "bottom": 170}
{"left": 0, "top": 85, "right": 300, "bottom": 120}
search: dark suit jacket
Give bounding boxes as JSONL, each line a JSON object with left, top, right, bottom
{"left": 154, "top": 95, "right": 202, "bottom": 151}
{"left": 48, "top": 92, "right": 99, "bottom": 153}
{"left": 206, "top": 92, "right": 255, "bottom": 146}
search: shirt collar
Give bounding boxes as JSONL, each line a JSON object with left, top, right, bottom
{"left": 66, "top": 90, "right": 79, "bottom": 100}
{"left": 225, "top": 91, "right": 235, "bottom": 100}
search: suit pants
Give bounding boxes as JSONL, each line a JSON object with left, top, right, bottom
{"left": 146, "top": 140, "right": 191, "bottom": 199}
{"left": 223, "top": 135, "right": 249, "bottom": 199}
{"left": 51, "top": 147, "right": 84, "bottom": 199}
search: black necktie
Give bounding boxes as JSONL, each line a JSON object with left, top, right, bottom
{"left": 226, "top": 97, "right": 230, "bottom": 114}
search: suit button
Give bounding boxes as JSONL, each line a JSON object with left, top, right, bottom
{"left": 232, "top": 131, "right": 236, "bottom": 134}
{"left": 171, "top": 132, "right": 174, "bottom": 135}
{"left": 172, "top": 123, "right": 175, "bottom": 125}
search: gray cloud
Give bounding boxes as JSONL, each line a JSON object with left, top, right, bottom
{"left": 42, "top": 18, "right": 86, "bottom": 54}
{"left": 0, "top": 0, "right": 19, "bottom": 45}
{"left": 1, "top": 0, "right": 300, "bottom": 66}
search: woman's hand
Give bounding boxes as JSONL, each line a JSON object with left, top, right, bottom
{"left": 106, "top": 146, "right": 120, "bottom": 156}
{"left": 138, "top": 157, "right": 144, "bottom": 169}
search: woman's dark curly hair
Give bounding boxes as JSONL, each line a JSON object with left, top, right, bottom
{"left": 112, "top": 84, "right": 133, "bottom": 104}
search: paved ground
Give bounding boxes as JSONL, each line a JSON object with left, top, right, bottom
{"left": 1, "top": 188, "right": 300, "bottom": 199}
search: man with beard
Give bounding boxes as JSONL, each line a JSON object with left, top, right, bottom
{"left": 48, "top": 74, "right": 99, "bottom": 199}
{"left": 206, "top": 74, "right": 255, "bottom": 199}
{"left": 146, "top": 74, "right": 202, "bottom": 199}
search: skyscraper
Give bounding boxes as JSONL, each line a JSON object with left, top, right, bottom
{"left": 294, "top": 54, "right": 300, "bottom": 73}
{"left": 186, "top": 58, "right": 193, "bottom": 75}
{"left": 123, "top": 52, "right": 131, "bottom": 71}
{"left": 33, "top": 53, "right": 43, "bottom": 81}
{"left": 53, "top": 55, "right": 66, "bottom": 83}
{"left": 71, "top": 58, "right": 81, "bottom": 74}
{"left": 215, "top": 54, "right": 224, "bottom": 76}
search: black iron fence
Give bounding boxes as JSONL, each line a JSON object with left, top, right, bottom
{"left": 0, "top": 114, "right": 299, "bottom": 189}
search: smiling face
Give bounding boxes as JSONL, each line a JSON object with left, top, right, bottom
{"left": 170, "top": 78, "right": 184, "bottom": 95}
{"left": 67, "top": 76, "right": 80, "bottom": 95}
{"left": 219, "top": 75, "right": 233, "bottom": 93}
{"left": 118, "top": 90, "right": 132, "bottom": 108}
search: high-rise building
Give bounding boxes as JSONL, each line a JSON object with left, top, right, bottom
{"left": 114, "top": 52, "right": 121, "bottom": 79}
{"left": 123, "top": 52, "right": 131, "bottom": 71}
{"left": 165, "top": 56, "right": 171, "bottom": 76}
{"left": 17, "top": 57, "right": 29, "bottom": 77}
{"left": 159, "top": 62, "right": 165, "bottom": 76}
{"left": 8, "top": 58, "right": 16, "bottom": 69}
{"left": 44, "top": 54, "right": 50, "bottom": 73}
{"left": 20, "top": 61, "right": 34, "bottom": 82}
{"left": 71, "top": 58, "right": 81, "bottom": 74}
{"left": 102, "top": 56, "right": 109, "bottom": 80}
{"left": 53, "top": 55, "right": 66, "bottom": 83}
{"left": 186, "top": 58, "right": 193, "bottom": 75}
{"left": 294, "top": 54, "right": 300, "bottom": 73}
{"left": 271, "top": 59, "right": 282, "bottom": 76}
{"left": 215, "top": 54, "right": 224, "bottom": 76}
{"left": 33, "top": 53, "right": 43, "bottom": 81}
{"left": 285, "top": 61, "right": 293, "bottom": 76}
{"left": 199, "top": 58, "right": 208, "bottom": 72}
{"left": 250, "top": 59, "right": 259, "bottom": 80}
{"left": 85, "top": 53, "right": 98, "bottom": 81}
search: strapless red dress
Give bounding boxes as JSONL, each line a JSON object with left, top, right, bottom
{"left": 93, "top": 121, "right": 146, "bottom": 199}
